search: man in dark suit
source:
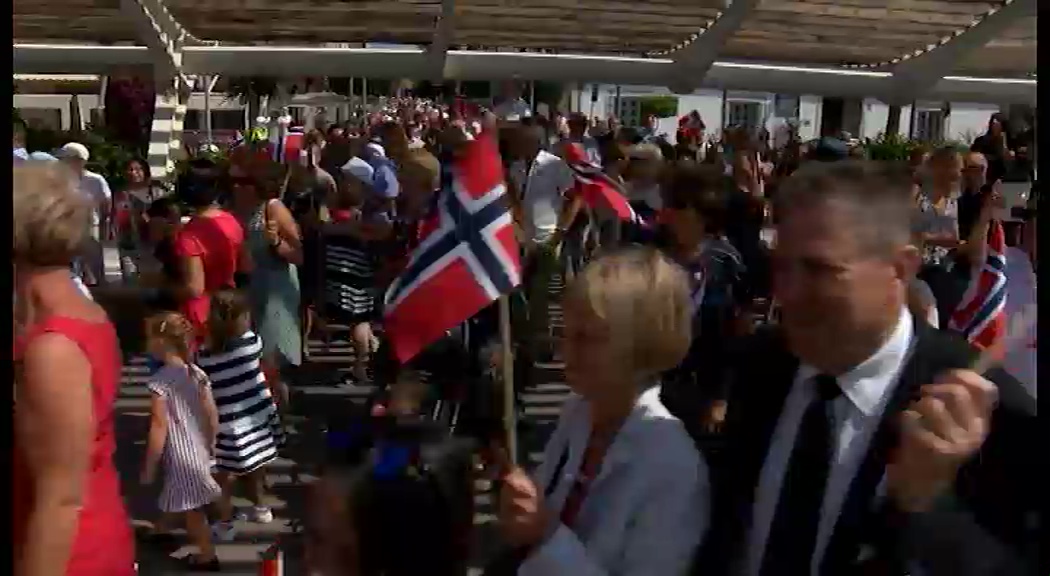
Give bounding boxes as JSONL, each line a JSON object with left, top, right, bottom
{"left": 699, "top": 160, "right": 1039, "bottom": 576}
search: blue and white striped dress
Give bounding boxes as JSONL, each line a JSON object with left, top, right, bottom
{"left": 197, "top": 331, "right": 283, "bottom": 474}
{"left": 148, "top": 363, "right": 222, "bottom": 513}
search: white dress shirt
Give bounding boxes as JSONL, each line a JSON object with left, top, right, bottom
{"left": 508, "top": 150, "right": 575, "bottom": 245}
{"left": 519, "top": 386, "right": 709, "bottom": 576}
{"left": 745, "top": 307, "right": 915, "bottom": 576}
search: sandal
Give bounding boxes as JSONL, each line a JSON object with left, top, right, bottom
{"left": 181, "top": 554, "right": 221, "bottom": 572}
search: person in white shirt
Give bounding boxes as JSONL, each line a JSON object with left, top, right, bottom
{"left": 56, "top": 142, "right": 112, "bottom": 286}
{"left": 507, "top": 124, "right": 579, "bottom": 370}
{"left": 625, "top": 143, "right": 664, "bottom": 215}
{"left": 496, "top": 248, "right": 708, "bottom": 576}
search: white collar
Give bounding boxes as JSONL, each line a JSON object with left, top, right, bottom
{"left": 798, "top": 307, "right": 914, "bottom": 416}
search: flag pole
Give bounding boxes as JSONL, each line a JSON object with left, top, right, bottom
{"left": 498, "top": 294, "right": 518, "bottom": 467}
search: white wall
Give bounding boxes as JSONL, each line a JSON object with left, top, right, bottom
{"left": 946, "top": 102, "right": 998, "bottom": 144}
{"left": 677, "top": 88, "right": 724, "bottom": 137}
{"left": 14, "top": 94, "right": 75, "bottom": 130}
{"left": 798, "top": 95, "right": 821, "bottom": 141}
{"left": 576, "top": 87, "right": 1007, "bottom": 147}
{"left": 859, "top": 99, "right": 915, "bottom": 140}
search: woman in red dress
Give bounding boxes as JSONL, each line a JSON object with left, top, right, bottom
{"left": 13, "top": 163, "right": 137, "bottom": 576}
{"left": 174, "top": 161, "right": 248, "bottom": 338}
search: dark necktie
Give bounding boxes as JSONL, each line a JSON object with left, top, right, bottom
{"left": 760, "top": 374, "right": 842, "bottom": 576}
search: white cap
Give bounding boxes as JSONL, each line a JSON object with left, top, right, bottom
{"left": 56, "top": 142, "right": 90, "bottom": 161}
{"left": 340, "top": 157, "right": 374, "bottom": 184}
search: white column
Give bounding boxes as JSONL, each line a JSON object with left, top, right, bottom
{"left": 147, "top": 76, "right": 188, "bottom": 180}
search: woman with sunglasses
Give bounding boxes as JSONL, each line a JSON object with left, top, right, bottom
{"left": 229, "top": 157, "right": 304, "bottom": 394}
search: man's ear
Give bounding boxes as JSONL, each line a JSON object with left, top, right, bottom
{"left": 896, "top": 243, "right": 922, "bottom": 281}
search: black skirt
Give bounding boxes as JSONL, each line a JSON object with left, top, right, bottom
{"left": 322, "top": 232, "right": 378, "bottom": 325}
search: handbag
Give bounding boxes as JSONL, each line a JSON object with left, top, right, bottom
{"left": 480, "top": 444, "right": 571, "bottom": 576}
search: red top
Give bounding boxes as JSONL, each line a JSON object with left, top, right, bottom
{"left": 330, "top": 208, "right": 356, "bottom": 223}
{"left": 13, "top": 317, "right": 136, "bottom": 576}
{"left": 175, "top": 210, "right": 245, "bottom": 335}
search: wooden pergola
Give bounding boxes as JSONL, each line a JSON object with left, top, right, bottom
{"left": 14, "top": 0, "right": 1036, "bottom": 76}
{"left": 13, "top": 0, "right": 1036, "bottom": 176}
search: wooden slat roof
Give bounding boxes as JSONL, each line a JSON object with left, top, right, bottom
{"left": 12, "top": 0, "right": 1037, "bottom": 77}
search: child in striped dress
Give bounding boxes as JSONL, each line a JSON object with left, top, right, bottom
{"left": 198, "top": 289, "right": 285, "bottom": 541}
{"left": 323, "top": 159, "right": 390, "bottom": 383}
{"left": 141, "top": 312, "right": 222, "bottom": 572}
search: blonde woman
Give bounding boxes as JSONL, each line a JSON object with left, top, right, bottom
{"left": 13, "top": 163, "right": 136, "bottom": 576}
{"left": 495, "top": 247, "right": 709, "bottom": 575}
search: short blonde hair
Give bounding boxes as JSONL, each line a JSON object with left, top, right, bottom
{"left": 564, "top": 247, "right": 692, "bottom": 376}
{"left": 13, "top": 162, "right": 92, "bottom": 267}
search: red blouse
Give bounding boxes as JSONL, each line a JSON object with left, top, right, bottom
{"left": 175, "top": 210, "right": 245, "bottom": 335}
{"left": 13, "top": 317, "right": 136, "bottom": 576}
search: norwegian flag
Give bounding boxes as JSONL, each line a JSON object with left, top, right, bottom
{"left": 562, "top": 142, "right": 648, "bottom": 226}
{"left": 383, "top": 134, "right": 522, "bottom": 363}
{"left": 269, "top": 126, "right": 305, "bottom": 165}
{"left": 948, "top": 219, "right": 1007, "bottom": 351}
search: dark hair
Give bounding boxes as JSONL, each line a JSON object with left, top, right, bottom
{"left": 988, "top": 112, "right": 1010, "bottom": 133}
{"left": 208, "top": 289, "right": 251, "bottom": 351}
{"left": 600, "top": 138, "right": 626, "bottom": 168}
{"left": 14, "top": 119, "right": 26, "bottom": 143}
{"left": 655, "top": 138, "right": 677, "bottom": 163}
{"left": 777, "top": 160, "right": 915, "bottom": 253}
{"left": 616, "top": 127, "right": 642, "bottom": 145}
{"left": 126, "top": 156, "right": 150, "bottom": 172}
{"left": 664, "top": 164, "right": 730, "bottom": 235}
{"left": 177, "top": 170, "right": 221, "bottom": 208}
{"left": 146, "top": 196, "right": 180, "bottom": 219}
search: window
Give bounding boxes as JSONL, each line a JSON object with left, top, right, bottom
{"left": 617, "top": 98, "right": 642, "bottom": 127}
{"left": 773, "top": 95, "right": 800, "bottom": 119}
{"left": 184, "top": 110, "right": 245, "bottom": 131}
{"left": 185, "top": 110, "right": 200, "bottom": 130}
{"left": 726, "top": 101, "right": 762, "bottom": 133}
{"left": 913, "top": 109, "right": 946, "bottom": 142}
{"left": 18, "top": 108, "right": 63, "bottom": 130}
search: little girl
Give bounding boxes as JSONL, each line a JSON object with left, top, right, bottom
{"left": 197, "top": 289, "right": 285, "bottom": 540}
{"left": 141, "top": 311, "right": 222, "bottom": 571}
{"left": 323, "top": 160, "right": 389, "bottom": 383}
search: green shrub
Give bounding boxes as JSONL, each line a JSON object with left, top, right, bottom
{"left": 637, "top": 96, "right": 678, "bottom": 120}
{"left": 861, "top": 132, "right": 925, "bottom": 162}
{"left": 21, "top": 123, "right": 138, "bottom": 189}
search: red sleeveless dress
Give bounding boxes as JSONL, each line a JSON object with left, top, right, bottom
{"left": 13, "top": 317, "right": 137, "bottom": 576}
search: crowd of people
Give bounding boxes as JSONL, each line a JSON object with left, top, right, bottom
{"left": 12, "top": 94, "right": 1039, "bottom": 576}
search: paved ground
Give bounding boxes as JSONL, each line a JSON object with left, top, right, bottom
{"left": 107, "top": 280, "right": 569, "bottom": 575}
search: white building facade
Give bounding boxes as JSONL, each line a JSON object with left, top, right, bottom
{"left": 569, "top": 83, "right": 1010, "bottom": 145}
